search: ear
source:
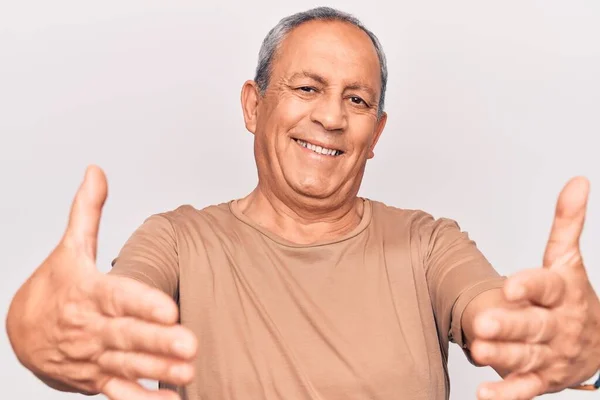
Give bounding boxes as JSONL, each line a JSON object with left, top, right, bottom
{"left": 367, "top": 112, "right": 387, "bottom": 159}
{"left": 241, "top": 80, "right": 260, "bottom": 135}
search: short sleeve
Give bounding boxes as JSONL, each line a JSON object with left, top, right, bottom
{"left": 419, "top": 215, "right": 505, "bottom": 361}
{"left": 108, "top": 214, "right": 179, "bottom": 300}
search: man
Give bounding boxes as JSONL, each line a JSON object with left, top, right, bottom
{"left": 5, "top": 6, "right": 600, "bottom": 400}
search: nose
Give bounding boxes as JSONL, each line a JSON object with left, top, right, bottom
{"left": 309, "top": 93, "right": 348, "bottom": 132}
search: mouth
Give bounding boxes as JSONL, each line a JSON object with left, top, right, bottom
{"left": 293, "top": 138, "right": 344, "bottom": 157}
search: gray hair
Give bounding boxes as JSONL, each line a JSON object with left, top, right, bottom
{"left": 254, "top": 6, "right": 388, "bottom": 118}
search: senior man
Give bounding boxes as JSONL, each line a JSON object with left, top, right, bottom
{"left": 6, "top": 6, "right": 600, "bottom": 400}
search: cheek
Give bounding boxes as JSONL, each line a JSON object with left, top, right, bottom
{"left": 275, "top": 96, "right": 311, "bottom": 127}
{"left": 263, "top": 100, "right": 309, "bottom": 145}
{"left": 255, "top": 102, "right": 305, "bottom": 157}
{"left": 348, "top": 121, "right": 379, "bottom": 153}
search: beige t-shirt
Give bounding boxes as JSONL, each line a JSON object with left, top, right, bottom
{"left": 109, "top": 198, "right": 505, "bottom": 400}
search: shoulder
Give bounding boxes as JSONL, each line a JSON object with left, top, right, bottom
{"left": 141, "top": 202, "right": 239, "bottom": 238}
{"left": 368, "top": 199, "right": 449, "bottom": 226}
{"left": 368, "top": 199, "right": 463, "bottom": 238}
{"left": 156, "top": 202, "right": 232, "bottom": 224}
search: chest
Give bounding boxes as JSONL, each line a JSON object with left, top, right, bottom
{"left": 176, "top": 236, "right": 446, "bottom": 399}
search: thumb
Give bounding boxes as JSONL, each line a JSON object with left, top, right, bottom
{"left": 63, "top": 165, "right": 108, "bottom": 260}
{"left": 543, "top": 176, "right": 589, "bottom": 268}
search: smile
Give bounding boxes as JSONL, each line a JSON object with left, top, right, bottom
{"left": 293, "top": 138, "right": 343, "bottom": 157}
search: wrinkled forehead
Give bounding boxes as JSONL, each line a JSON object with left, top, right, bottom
{"left": 271, "top": 20, "right": 382, "bottom": 94}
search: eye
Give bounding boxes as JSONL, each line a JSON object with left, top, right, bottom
{"left": 350, "top": 96, "right": 366, "bottom": 105}
{"left": 298, "top": 86, "right": 317, "bottom": 93}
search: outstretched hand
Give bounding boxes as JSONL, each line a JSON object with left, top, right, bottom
{"left": 8, "top": 166, "right": 197, "bottom": 400}
{"left": 470, "top": 177, "right": 600, "bottom": 399}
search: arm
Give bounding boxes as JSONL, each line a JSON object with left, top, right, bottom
{"left": 108, "top": 213, "right": 180, "bottom": 298}
{"left": 416, "top": 212, "right": 505, "bottom": 364}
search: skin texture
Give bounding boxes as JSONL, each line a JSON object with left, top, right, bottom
{"left": 5, "top": 18, "right": 600, "bottom": 400}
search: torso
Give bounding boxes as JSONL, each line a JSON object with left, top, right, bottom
{"left": 166, "top": 200, "right": 450, "bottom": 400}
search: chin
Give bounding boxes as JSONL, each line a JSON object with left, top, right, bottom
{"left": 289, "top": 176, "right": 340, "bottom": 200}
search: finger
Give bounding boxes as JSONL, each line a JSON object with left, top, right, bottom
{"left": 473, "top": 307, "right": 556, "bottom": 342}
{"left": 98, "top": 350, "right": 194, "bottom": 386}
{"left": 102, "top": 377, "right": 181, "bottom": 400}
{"left": 470, "top": 340, "right": 553, "bottom": 373}
{"left": 477, "top": 372, "right": 545, "bottom": 400}
{"left": 503, "top": 269, "right": 566, "bottom": 306}
{"left": 543, "top": 176, "right": 589, "bottom": 268}
{"left": 94, "top": 276, "right": 180, "bottom": 324}
{"left": 63, "top": 165, "right": 108, "bottom": 260}
{"left": 102, "top": 317, "right": 197, "bottom": 360}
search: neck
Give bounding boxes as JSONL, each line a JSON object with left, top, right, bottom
{"left": 237, "top": 185, "right": 364, "bottom": 245}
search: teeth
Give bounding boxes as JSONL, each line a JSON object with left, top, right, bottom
{"left": 295, "top": 139, "right": 341, "bottom": 156}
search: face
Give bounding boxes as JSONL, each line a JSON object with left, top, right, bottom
{"left": 241, "top": 20, "right": 387, "bottom": 207}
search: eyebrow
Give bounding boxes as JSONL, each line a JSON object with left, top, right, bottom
{"left": 346, "top": 82, "right": 377, "bottom": 100}
{"left": 288, "top": 71, "right": 377, "bottom": 100}
{"left": 289, "top": 71, "right": 327, "bottom": 85}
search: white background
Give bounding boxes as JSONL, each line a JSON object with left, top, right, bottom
{"left": 1, "top": 1, "right": 599, "bottom": 399}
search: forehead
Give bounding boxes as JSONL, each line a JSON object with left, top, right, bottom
{"left": 272, "top": 20, "right": 381, "bottom": 90}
